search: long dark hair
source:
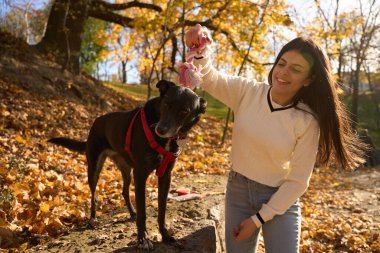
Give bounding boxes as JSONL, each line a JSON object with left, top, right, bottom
{"left": 268, "top": 37, "right": 365, "bottom": 169}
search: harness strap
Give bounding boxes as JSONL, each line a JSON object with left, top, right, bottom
{"left": 140, "top": 109, "right": 179, "bottom": 177}
{"left": 124, "top": 108, "right": 141, "bottom": 163}
{"left": 124, "top": 108, "right": 179, "bottom": 177}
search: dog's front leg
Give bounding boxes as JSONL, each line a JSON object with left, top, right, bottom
{"left": 134, "top": 170, "right": 154, "bottom": 251}
{"left": 158, "top": 166, "right": 181, "bottom": 247}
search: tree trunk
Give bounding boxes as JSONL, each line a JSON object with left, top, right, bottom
{"left": 37, "top": 0, "right": 70, "bottom": 55}
{"left": 23, "top": 1, "right": 32, "bottom": 44}
{"left": 121, "top": 60, "right": 127, "bottom": 83}
{"left": 181, "top": 2, "right": 186, "bottom": 62}
{"left": 337, "top": 48, "right": 343, "bottom": 84}
{"left": 96, "top": 62, "right": 100, "bottom": 79}
{"left": 365, "top": 65, "right": 380, "bottom": 129}
{"left": 37, "top": 0, "right": 90, "bottom": 75}
{"left": 350, "top": 64, "right": 360, "bottom": 129}
{"left": 221, "top": 108, "right": 231, "bottom": 145}
{"left": 146, "top": 37, "right": 170, "bottom": 100}
{"left": 65, "top": 0, "right": 91, "bottom": 74}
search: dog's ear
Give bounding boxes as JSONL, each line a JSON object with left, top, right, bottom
{"left": 199, "top": 97, "right": 207, "bottom": 114}
{"left": 156, "top": 80, "right": 176, "bottom": 96}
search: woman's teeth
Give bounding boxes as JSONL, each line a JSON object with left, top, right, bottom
{"left": 277, "top": 78, "right": 288, "bottom": 84}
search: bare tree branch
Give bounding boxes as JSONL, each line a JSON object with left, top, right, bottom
{"left": 89, "top": 0, "right": 163, "bottom": 27}
{"left": 92, "top": 0, "right": 162, "bottom": 12}
{"left": 314, "top": 0, "right": 335, "bottom": 30}
{"left": 89, "top": 8, "right": 134, "bottom": 27}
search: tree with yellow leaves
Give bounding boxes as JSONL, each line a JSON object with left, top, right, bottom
{"left": 95, "top": 1, "right": 290, "bottom": 99}
{"left": 298, "top": 0, "right": 379, "bottom": 129}
{"left": 306, "top": 0, "right": 357, "bottom": 84}
{"left": 99, "top": 25, "right": 137, "bottom": 83}
{"left": 37, "top": 0, "right": 162, "bottom": 75}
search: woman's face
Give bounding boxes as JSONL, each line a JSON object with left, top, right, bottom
{"left": 271, "top": 50, "right": 312, "bottom": 105}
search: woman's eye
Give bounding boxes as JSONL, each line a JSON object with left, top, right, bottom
{"left": 277, "top": 62, "right": 285, "bottom": 67}
{"left": 291, "top": 67, "right": 301, "bottom": 73}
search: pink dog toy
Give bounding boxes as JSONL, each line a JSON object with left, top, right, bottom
{"left": 178, "top": 24, "right": 213, "bottom": 88}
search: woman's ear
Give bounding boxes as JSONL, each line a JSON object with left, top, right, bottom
{"left": 304, "top": 75, "right": 315, "bottom": 87}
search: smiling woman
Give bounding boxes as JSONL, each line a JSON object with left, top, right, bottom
{"left": 182, "top": 25, "right": 367, "bottom": 253}
{"left": 270, "top": 50, "right": 313, "bottom": 106}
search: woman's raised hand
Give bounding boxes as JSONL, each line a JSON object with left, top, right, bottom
{"left": 178, "top": 24, "right": 212, "bottom": 88}
{"left": 184, "top": 24, "right": 213, "bottom": 57}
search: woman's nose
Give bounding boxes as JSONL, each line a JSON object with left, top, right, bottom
{"left": 278, "top": 66, "right": 289, "bottom": 76}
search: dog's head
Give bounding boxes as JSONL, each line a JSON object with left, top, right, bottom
{"left": 155, "top": 80, "right": 207, "bottom": 138}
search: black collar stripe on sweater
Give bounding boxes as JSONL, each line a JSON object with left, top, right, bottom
{"left": 267, "top": 87, "right": 295, "bottom": 112}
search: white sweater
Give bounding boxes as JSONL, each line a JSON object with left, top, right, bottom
{"left": 194, "top": 57, "right": 320, "bottom": 227}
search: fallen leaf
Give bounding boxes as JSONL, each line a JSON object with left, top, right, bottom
{"left": 15, "top": 136, "right": 26, "bottom": 144}
{"left": 40, "top": 203, "right": 50, "bottom": 213}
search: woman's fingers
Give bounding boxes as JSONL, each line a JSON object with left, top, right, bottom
{"left": 232, "top": 218, "right": 257, "bottom": 241}
{"left": 233, "top": 228, "right": 240, "bottom": 240}
{"left": 185, "top": 24, "right": 212, "bottom": 49}
{"left": 185, "top": 25, "right": 202, "bottom": 48}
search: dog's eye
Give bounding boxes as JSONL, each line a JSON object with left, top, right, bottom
{"left": 179, "top": 110, "right": 189, "bottom": 117}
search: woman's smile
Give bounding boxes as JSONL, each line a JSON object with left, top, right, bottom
{"left": 275, "top": 78, "right": 290, "bottom": 85}
{"left": 271, "top": 50, "right": 312, "bottom": 105}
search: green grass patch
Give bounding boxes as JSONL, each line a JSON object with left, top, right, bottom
{"left": 104, "top": 82, "right": 159, "bottom": 100}
{"left": 196, "top": 90, "right": 229, "bottom": 120}
{"left": 105, "top": 82, "right": 229, "bottom": 120}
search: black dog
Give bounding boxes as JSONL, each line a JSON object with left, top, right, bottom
{"left": 48, "top": 80, "right": 207, "bottom": 250}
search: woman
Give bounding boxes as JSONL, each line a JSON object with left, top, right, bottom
{"left": 183, "top": 25, "right": 365, "bottom": 253}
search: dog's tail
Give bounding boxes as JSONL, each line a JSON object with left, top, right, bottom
{"left": 48, "top": 137, "right": 86, "bottom": 153}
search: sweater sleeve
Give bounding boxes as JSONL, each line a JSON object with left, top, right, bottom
{"left": 193, "top": 57, "right": 258, "bottom": 111}
{"left": 251, "top": 117, "right": 320, "bottom": 228}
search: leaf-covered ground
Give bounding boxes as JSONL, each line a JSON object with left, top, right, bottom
{"left": 0, "top": 30, "right": 379, "bottom": 252}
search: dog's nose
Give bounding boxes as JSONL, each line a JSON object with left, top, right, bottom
{"left": 156, "top": 125, "right": 169, "bottom": 135}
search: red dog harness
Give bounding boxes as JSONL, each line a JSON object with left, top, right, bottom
{"left": 124, "top": 108, "right": 180, "bottom": 177}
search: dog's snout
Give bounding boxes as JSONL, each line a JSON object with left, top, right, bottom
{"left": 156, "top": 124, "right": 169, "bottom": 135}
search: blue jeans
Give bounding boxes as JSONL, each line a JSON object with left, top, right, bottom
{"left": 225, "top": 171, "right": 301, "bottom": 253}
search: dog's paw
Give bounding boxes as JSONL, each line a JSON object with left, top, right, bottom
{"left": 162, "top": 235, "right": 183, "bottom": 248}
{"left": 138, "top": 238, "right": 154, "bottom": 251}
{"left": 129, "top": 212, "right": 137, "bottom": 221}
{"left": 87, "top": 218, "right": 97, "bottom": 229}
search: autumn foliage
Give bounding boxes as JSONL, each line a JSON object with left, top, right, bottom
{"left": 1, "top": 74, "right": 379, "bottom": 251}
{"left": 0, "top": 78, "right": 229, "bottom": 250}
{"left": 0, "top": 28, "right": 379, "bottom": 253}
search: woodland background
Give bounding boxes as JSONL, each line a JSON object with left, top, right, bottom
{"left": 1, "top": 0, "right": 380, "bottom": 133}
{"left": 0, "top": 0, "right": 379, "bottom": 252}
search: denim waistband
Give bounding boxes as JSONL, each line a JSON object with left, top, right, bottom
{"left": 228, "top": 170, "right": 279, "bottom": 192}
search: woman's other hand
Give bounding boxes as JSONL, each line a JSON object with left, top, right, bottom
{"left": 233, "top": 217, "right": 258, "bottom": 241}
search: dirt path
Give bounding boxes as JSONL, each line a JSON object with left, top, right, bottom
{"left": 25, "top": 174, "right": 228, "bottom": 253}
{"left": 346, "top": 167, "right": 380, "bottom": 224}
{"left": 13, "top": 167, "right": 380, "bottom": 253}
